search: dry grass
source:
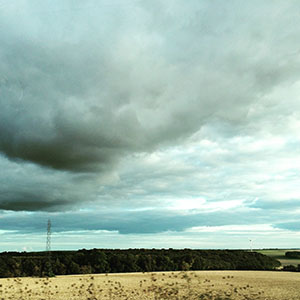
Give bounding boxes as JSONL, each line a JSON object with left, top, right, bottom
{"left": 0, "top": 270, "right": 299, "bottom": 300}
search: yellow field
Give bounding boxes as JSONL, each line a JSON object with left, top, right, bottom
{"left": 0, "top": 270, "right": 299, "bottom": 300}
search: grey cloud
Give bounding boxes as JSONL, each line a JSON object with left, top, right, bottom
{"left": 274, "top": 222, "right": 300, "bottom": 232}
{"left": 0, "top": 208, "right": 275, "bottom": 235}
{"left": 249, "top": 199, "right": 300, "bottom": 210}
{"left": 1, "top": 0, "right": 300, "bottom": 172}
{"left": 0, "top": 155, "right": 108, "bottom": 211}
{"left": 1, "top": 0, "right": 300, "bottom": 214}
{"left": 0, "top": 191, "right": 65, "bottom": 211}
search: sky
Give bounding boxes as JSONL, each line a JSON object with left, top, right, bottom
{"left": 0, "top": 0, "right": 300, "bottom": 251}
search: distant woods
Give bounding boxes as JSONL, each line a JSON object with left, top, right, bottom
{"left": 283, "top": 251, "right": 300, "bottom": 272}
{"left": 0, "top": 248, "right": 280, "bottom": 278}
{"left": 285, "top": 251, "right": 300, "bottom": 259}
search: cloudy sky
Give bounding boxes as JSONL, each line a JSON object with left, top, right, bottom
{"left": 1, "top": 0, "right": 300, "bottom": 251}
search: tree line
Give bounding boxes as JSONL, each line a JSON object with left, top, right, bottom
{"left": 0, "top": 248, "right": 280, "bottom": 277}
{"left": 282, "top": 251, "right": 300, "bottom": 272}
{"left": 285, "top": 251, "right": 300, "bottom": 259}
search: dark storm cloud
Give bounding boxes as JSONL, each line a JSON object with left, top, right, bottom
{"left": 0, "top": 156, "right": 106, "bottom": 211}
{"left": 0, "top": 192, "right": 64, "bottom": 211}
{"left": 1, "top": 0, "right": 299, "bottom": 172}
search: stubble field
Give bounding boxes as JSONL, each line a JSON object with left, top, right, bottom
{"left": 0, "top": 270, "right": 299, "bottom": 300}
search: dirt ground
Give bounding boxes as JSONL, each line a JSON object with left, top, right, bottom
{"left": 0, "top": 270, "right": 299, "bottom": 300}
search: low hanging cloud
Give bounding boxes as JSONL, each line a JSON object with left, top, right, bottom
{"left": 0, "top": 207, "right": 282, "bottom": 235}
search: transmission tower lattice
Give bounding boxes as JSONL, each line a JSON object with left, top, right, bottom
{"left": 45, "top": 219, "right": 53, "bottom": 276}
{"left": 46, "top": 219, "right": 51, "bottom": 253}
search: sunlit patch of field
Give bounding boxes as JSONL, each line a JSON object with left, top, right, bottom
{"left": 0, "top": 270, "right": 299, "bottom": 300}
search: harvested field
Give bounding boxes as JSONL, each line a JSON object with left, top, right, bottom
{"left": 0, "top": 270, "right": 299, "bottom": 300}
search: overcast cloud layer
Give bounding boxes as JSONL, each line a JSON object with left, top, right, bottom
{"left": 1, "top": 0, "right": 300, "bottom": 250}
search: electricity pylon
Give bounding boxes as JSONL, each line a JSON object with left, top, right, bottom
{"left": 46, "top": 219, "right": 51, "bottom": 253}
{"left": 45, "top": 219, "right": 54, "bottom": 277}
